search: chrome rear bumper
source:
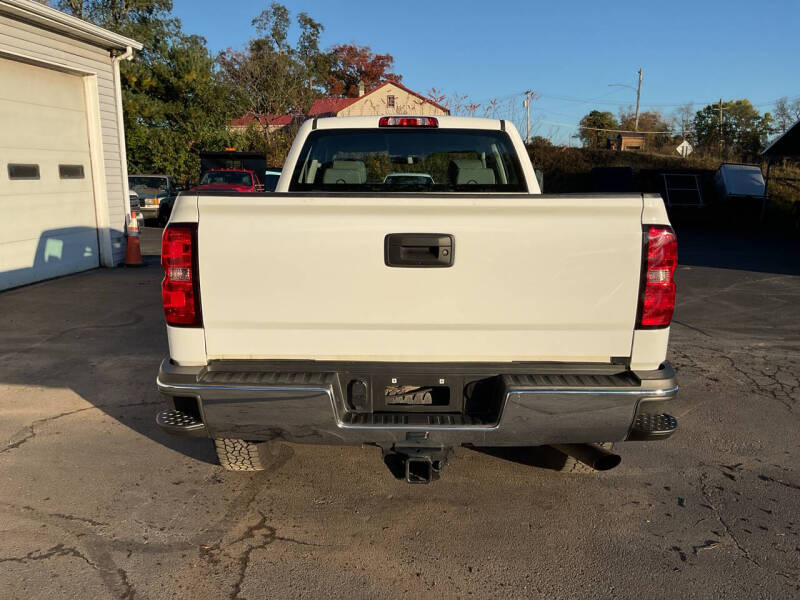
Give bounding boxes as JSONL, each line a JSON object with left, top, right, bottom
{"left": 156, "top": 359, "right": 678, "bottom": 446}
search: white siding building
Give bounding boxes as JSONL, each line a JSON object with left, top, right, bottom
{"left": 0, "top": 0, "right": 141, "bottom": 290}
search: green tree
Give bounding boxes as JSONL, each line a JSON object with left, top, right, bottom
{"left": 218, "top": 3, "right": 325, "bottom": 114}
{"left": 217, "top": 3, "right": 329, "bottom": 164}
{"left": 694, "top": 99, "right": 773, "bottom": 159}
{"left": 578, "top": 110, "right": 619, "bottom": 149}
{"left": 774, "top": 97, "right": 800, "bottom": 134}
{"left": 123, "top": 33, "right": 237, "bottom": 181}
{"left": 528, "top": 135, "right": 552, "bottom": 148}
{"left": 251, "top": 1, "right": 290, "bottom": 54}
{"left": 296, "top": 12, "right": 327, "bottom": 90}
{"left": 674, "top": 103, "right": 696, "bottom": 144}
{"left": 55, "top": 1, "right": 238, "bottom": 182}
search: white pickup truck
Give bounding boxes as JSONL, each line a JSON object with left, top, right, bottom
{"left": 155, "top": 115, "right": 678, "bottom": 483}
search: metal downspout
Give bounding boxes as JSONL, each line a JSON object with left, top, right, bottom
{"left": 112, "top": 46, "right": 134, "bottom": 265}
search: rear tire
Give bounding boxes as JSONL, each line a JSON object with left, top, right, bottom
{"left": 214, "top": 438, "right": 266, "bottom": 471}
{"left": 552, "top": 442, "right": 615, "bottom": 473}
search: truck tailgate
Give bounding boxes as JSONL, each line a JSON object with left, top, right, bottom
{"left": 197, "top": 194, "right": 644, "bottom": 363}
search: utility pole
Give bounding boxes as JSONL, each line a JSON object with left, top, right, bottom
{"left": 523, "top": 90, "right": 533, "bottom": 144}
{"left": 719, "top": 98, "right": 724, "bottom": 158}
{"left": 634, "top": 68, "right": 642, "bottom": 131}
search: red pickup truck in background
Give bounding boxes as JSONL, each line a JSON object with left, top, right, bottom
{"left": 193, "top": 168, "right": 263, "bottom": 193}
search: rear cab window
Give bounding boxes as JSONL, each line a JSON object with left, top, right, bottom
{"left": 199, "top": 171, "right": 253, "bottom": 186}
{"left": 289, "top": 129, "right": 526, "bottom": 192}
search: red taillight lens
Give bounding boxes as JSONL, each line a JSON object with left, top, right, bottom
{"left": 378, "top": 116, "right": 438, "bottom": 127}
{"left": 161, "top": 224, "right": 201, "bottom": 326}
{"left": 638, "top": 226, "right": 677, "bottom": 328}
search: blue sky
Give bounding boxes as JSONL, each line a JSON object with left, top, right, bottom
{"left": 173, "top": 0, "right": 799, "bottom": 142}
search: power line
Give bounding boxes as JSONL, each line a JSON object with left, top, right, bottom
{"left": 454, "top": 82, "right": 800, "bottom": 111}
{"left": 507, "top": 91, "right": 800, "bottom": 110}
{"left": 438, "top": 87, "right": 800, "bottom": 146}
{"left": 532, "top": 96, "right": 800, "bottom": 124}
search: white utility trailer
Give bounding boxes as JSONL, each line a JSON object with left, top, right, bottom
{"left": 714, "top": 163, "right": 768, "bottom": 220}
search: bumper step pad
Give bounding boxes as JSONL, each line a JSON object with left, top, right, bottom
{"left": 156, "top": 409, "right": 208, "bottom": 437}
{"left": 341, "top": 412, "right": 491, "bottom": 427}
{"left": 629, "top": 413, "right": 678, "bottom": 440}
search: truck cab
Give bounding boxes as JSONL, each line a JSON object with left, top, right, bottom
{"left": 128, "top": 174, "right": 180, "bottom": 224}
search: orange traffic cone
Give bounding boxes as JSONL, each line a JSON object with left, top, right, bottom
{"left": 125, "top": 210, "right": 143, "bottom": 267}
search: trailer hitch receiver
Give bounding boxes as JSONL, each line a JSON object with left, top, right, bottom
{"left": 382, "top": 439, "right": 452, "bottom": 484}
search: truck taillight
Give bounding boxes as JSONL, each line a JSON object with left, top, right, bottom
{"left": 161, "top": 224, "right": 201, "bottom": 327}
{"left": 638, "top": 226, "right": 677, "bottom": 328}
{"left": 378, "top": 116, "right": 438, "bottom": 128}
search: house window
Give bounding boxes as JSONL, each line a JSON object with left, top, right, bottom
{"left": 59, "top": 164, "right": 85, "bottom": 179}
{"left": 8, "top": 164, "right": 40, "bottom": 180}
{"left": 387, "top": 95, "right": 396, "bottom": 108}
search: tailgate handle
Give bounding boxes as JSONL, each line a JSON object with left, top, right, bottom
{"left": 384, "top": 233, "right": 454, "bottom": 268}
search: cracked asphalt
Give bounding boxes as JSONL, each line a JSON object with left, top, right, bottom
{"left": 0, "top": 224, "right": 799, "bottom": 599}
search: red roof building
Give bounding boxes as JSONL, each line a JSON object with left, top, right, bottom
{"left": 307, "top": 97, "right": 359, "bottom": 117}
{"left": 228, "top": 113, "right": 299, "bottom": 132}
{"left": 308, "top": 81, "right": 449, "bottom": 118}
{"left": 230, "top": 81, "right": 450, "bottom": 131}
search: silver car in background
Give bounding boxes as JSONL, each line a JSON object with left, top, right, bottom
{"left": 128, "top": 190, "right": 145, "bottom": 229}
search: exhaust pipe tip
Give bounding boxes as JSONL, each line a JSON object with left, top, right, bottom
{"left": 551, "top": 443, "right": 622, "bottom": 471}
{"left": 593, "top": 452, "right": 622, "bottom": 471}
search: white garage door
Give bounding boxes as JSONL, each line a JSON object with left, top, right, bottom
{"left": 0, "top": 57, "right": 99, "bottom": 291}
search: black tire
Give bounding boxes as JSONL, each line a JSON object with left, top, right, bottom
{"left": 552, "top": 442, "right": 615, "bottom": 473}
{"left": 157, "top": 203, "right": 172, "bottom": 227}
{"left": 214, "top": 438, "right": 267, "bottom": 471}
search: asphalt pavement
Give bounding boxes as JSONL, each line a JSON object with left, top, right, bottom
{"left": 0, "top": 225, "right": 798, "bottom": 599}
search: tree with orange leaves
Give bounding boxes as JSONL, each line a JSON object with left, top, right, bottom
{"left": 326, "top": 44, "right": 402, "bottom": 97}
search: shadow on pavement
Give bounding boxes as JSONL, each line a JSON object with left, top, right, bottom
{"left": 667, "top": 205, "right": 800, "bottom": 277}
{"left": 467, "top": 445, "right": 572, "bottom": 471}
{"left": 0, "top": 262, "right": 216, "bottom": 465}
{"left": 675, "top": 224, "right": 800, "bottom": 276}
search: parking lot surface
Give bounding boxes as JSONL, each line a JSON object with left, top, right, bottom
{"left": 1, "top": 226, "right": 799, "bottom": 599}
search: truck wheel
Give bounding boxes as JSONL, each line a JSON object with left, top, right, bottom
{"left": 214, "top": 438, "right": 267, "bottom": 471}
{"left": 554, "top": 442, "right": 615, "bottom": 473}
